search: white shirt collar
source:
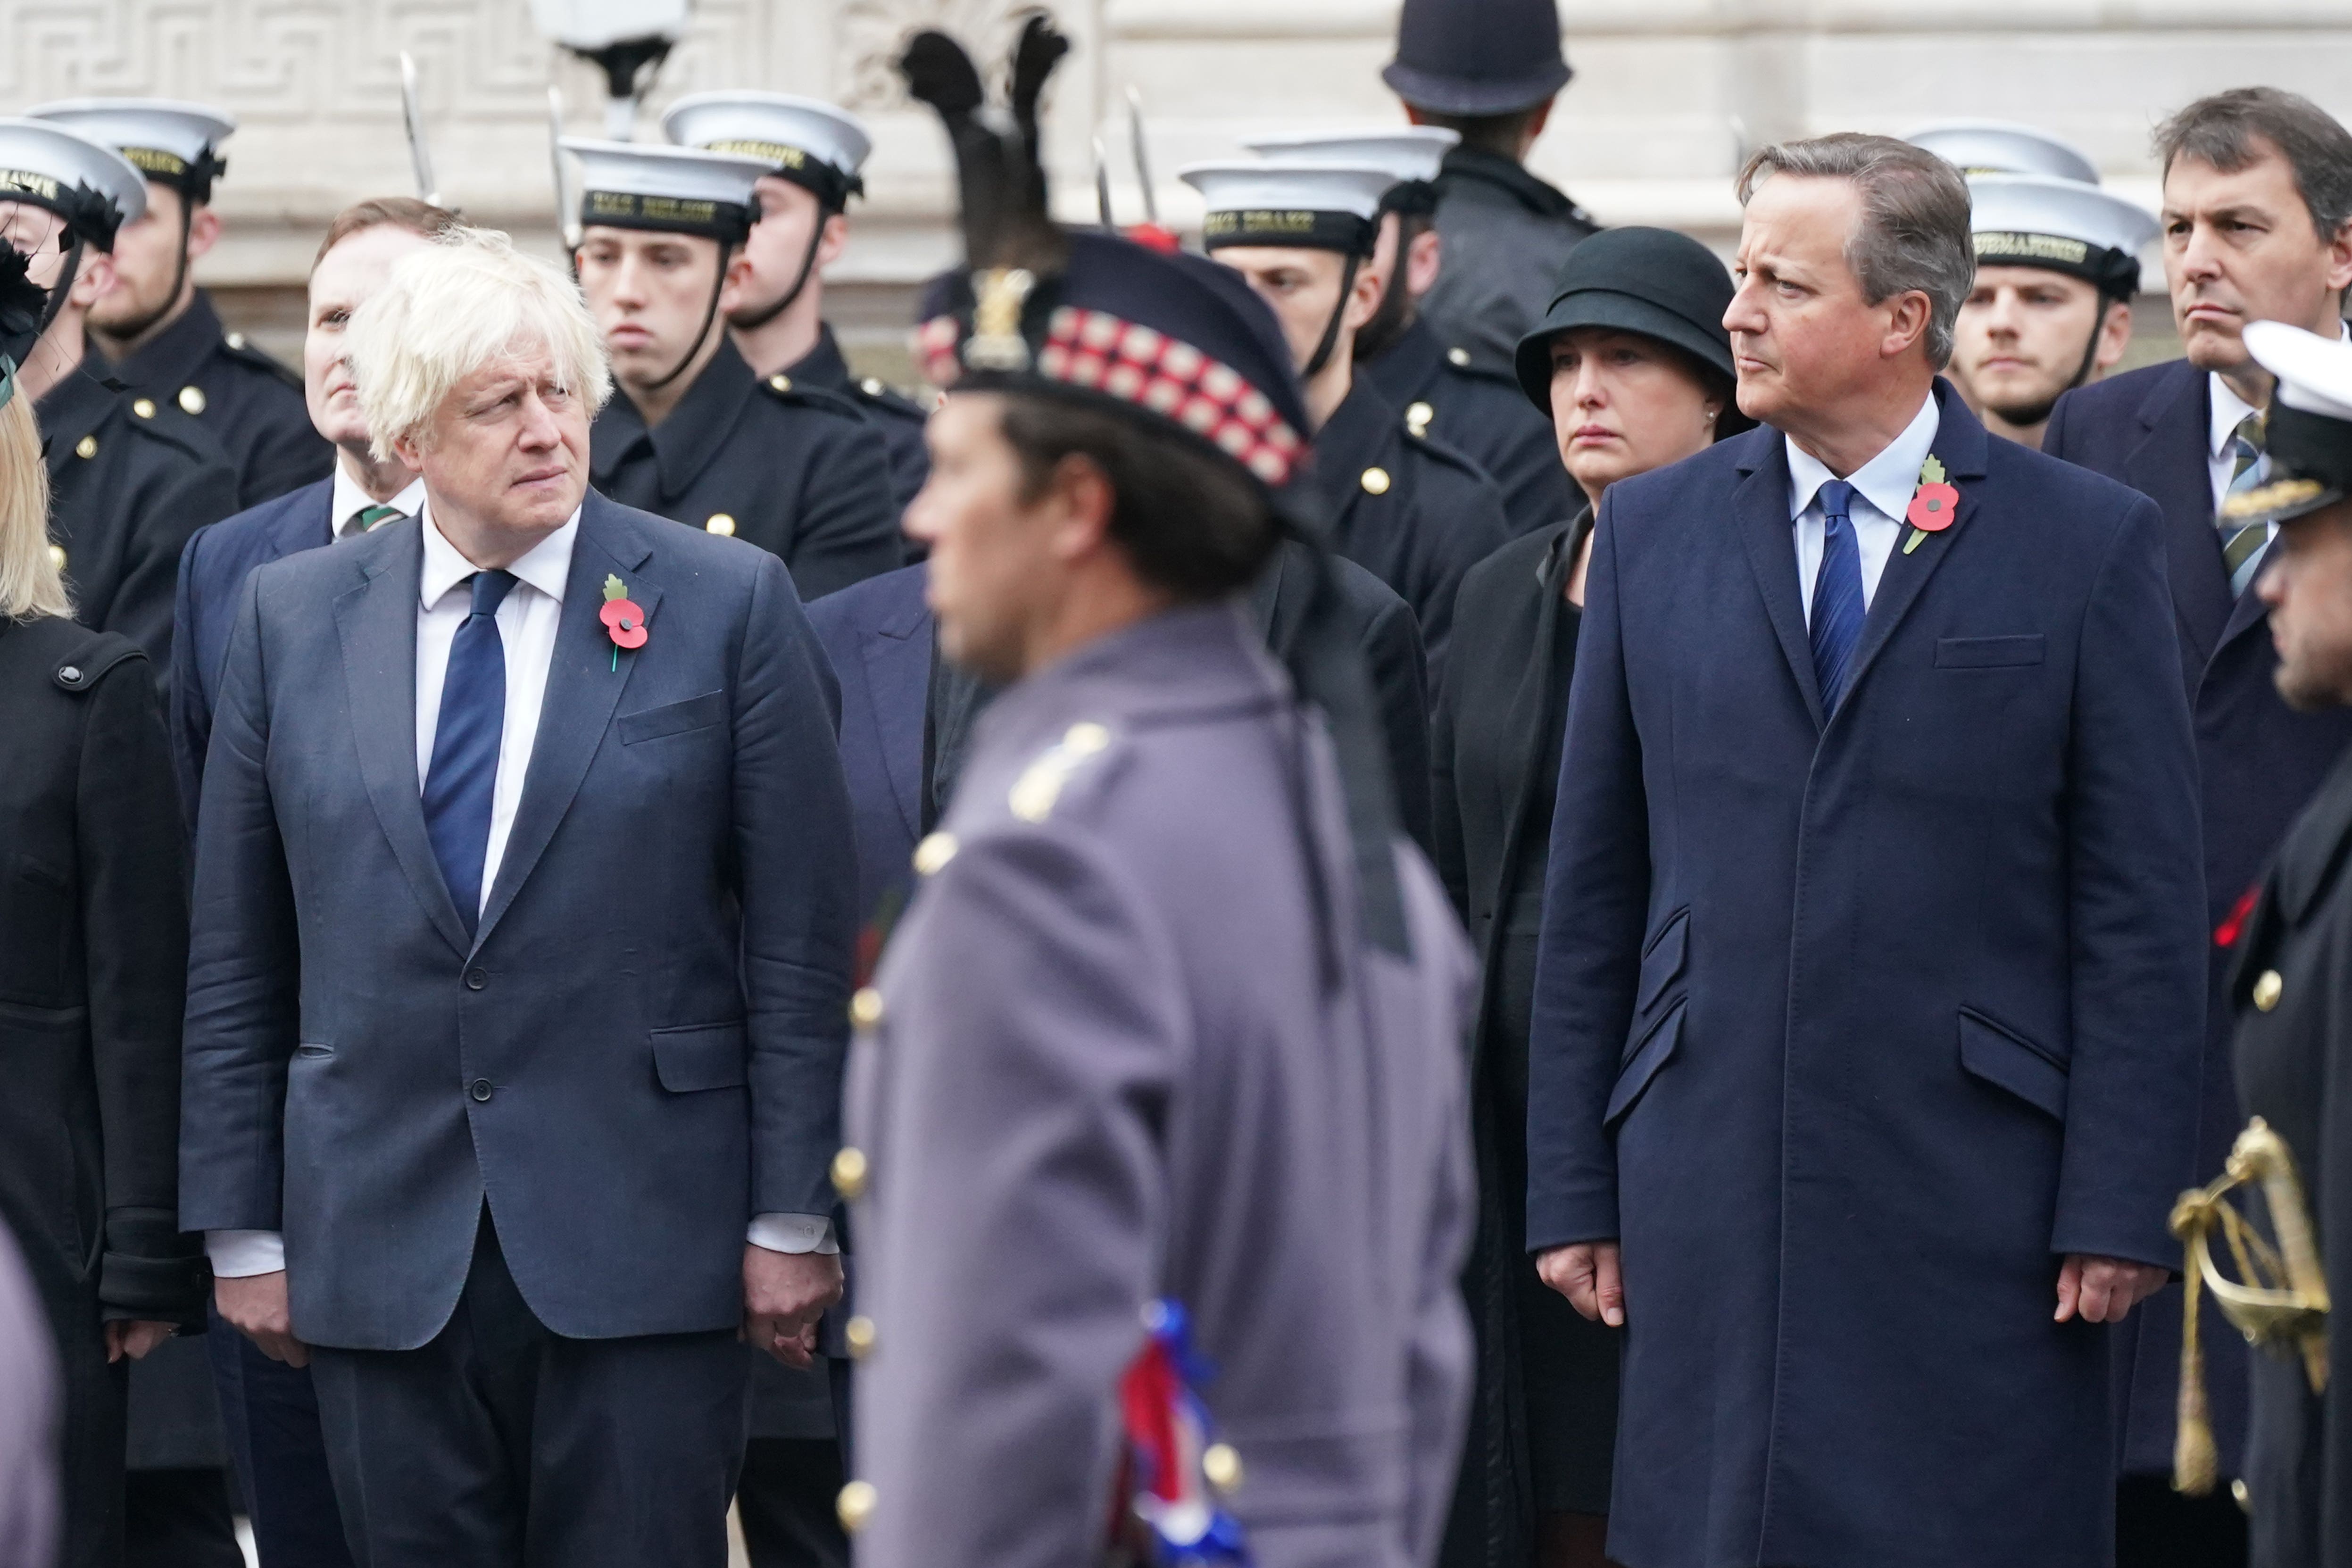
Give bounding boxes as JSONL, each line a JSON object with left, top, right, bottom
{"left": 1785, "top": 390, "right": 1942, "bottom": 523}
{"left": 416, "top": 498, "right": 580, "bottom": 612}
{"left": 2210, "top": 318, "right": 2352, "bottom": 459}
{"left": 329, "top": 459, "right": 428, "bottom": 540}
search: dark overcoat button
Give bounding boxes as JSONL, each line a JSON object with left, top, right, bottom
{"left": 469, "top": 1079, "right": 493, "bottom": 1102}
{"left": 465, "top": 969, "right": 487, "bottom": 990}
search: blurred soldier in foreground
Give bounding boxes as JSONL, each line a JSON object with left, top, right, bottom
{"left": 33, "top": 99, "right": 331, "bottom": 506}
{"left": 1382, "top": 0, "right": 1597, "bottom": 373}
{"left": 838, "top": 20, "right": 1475, "bottom": 1566}
{"left": 1180, "top": 157, "right": 1508, "bottom": 679}
{"left": 2208, "top": 318, "right": 2352, "bottom": 1568}
{"left": 569, "top": 139, "right": 903, "bottom": 600}
{"left": 1, "top": 118, "right": 240, "bottom": 674}
{"left": 0, "top": 1219, "right": 59, "bottom": 1568}
{"left": 664, "top": 91, "right": 933, "bottom": 518}
{"left": 2044, "top": 89, "right": 2352, "bottom": 1564}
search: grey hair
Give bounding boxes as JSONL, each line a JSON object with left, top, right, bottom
{"left": 1737, "top": 133, "right": 1975, "bottom": 369}
{"left": 2155, "top": 87, "right": 2352, "bottom": 242}
{"left": 345, "top": 225, "right": 612, "bottom": 463}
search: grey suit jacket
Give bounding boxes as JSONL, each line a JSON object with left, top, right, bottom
{"left": 844, "top": 604, "right": 1477, "bottom": 1567}
{"left": 179, "top": 491, "right": 858, "bottom": 1350}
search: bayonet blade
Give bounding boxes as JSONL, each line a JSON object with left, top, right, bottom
{"left": 399, "top": 51, "right": 440, "bottom": 206}
{"left": 1125, "top": 85, "right": 1158, "bottom": 227}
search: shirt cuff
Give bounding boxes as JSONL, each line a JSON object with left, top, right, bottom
{"left": 747, "top": 1214, "right": 839, "bottom": 1255}
{"left": 205, "top": 1230, "right": 286, "bottom": 1278}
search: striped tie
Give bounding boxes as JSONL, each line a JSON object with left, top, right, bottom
{"left": 355, "top": 504, "right": 406, "bottom": 532}
{"left": 2219, "top": 412, "right": 2270, "bottom": 596}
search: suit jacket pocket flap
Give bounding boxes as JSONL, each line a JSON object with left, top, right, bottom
{"left": 1637, "top": 908, "right": 1690, "bottom": 1013}
{"left": 1606, "top": 1004, "right": 1685, "bottom": 1130}
{"left": 1935, "top": 634, "right": 2046, "bottom": 669}
{"left": 1957, "top": 1008, "right": 2067, "bottom": 1119}
{"left": 652, "top": 1021, "right": 749, "bottom": 1092}
{"left": 619, "top": 689, "right": 728, "bottom": 745}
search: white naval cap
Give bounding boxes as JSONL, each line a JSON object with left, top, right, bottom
{"left": 1241, "top": 127, "right": 1459, "bottom": 185}
{"left": 561, "top": 137, "right": 772, "bottom": 241}
{"left": 2251, "top": 319, "right": 2352, "bottom": 422}
{"left": 1968, "top": 172, "right": 2157, "bottom": 298}
{"left": 1906, "top": 119, "right": 2099, "bottom": 185}
{"left": 661, "top": 91, "right": 870, "bottom": 207}
{"left": 27, "top": 99, "right": 234, "bottom": 197}
{"left": 1178, "top": 160, "right": 1399, "bottom": 252}
{"left": 2220, "top": 321, "right": 2352, "bottom": 526}
{"left": 0, "top": 118, "right": 148, "bottom": 247}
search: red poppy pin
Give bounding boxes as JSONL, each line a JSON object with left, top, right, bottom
{"left": 599, "top": 573, "right": 647, "bottom": 670}
{"left": 1903, "top": 456, "right": 1959, "bottom": 554}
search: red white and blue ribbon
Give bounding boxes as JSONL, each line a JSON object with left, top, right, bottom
{"left": 1117, "top": 1299, "right": 1249, "bottom": 1566}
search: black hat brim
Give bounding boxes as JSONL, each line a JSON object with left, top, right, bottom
{"left": 1513, "top": 288, "right": 1739, "bottom": 416}
{"left": 1380, "top": 59, "right": 1571, "bottom": 117}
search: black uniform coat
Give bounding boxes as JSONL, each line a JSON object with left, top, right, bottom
{"left": 39, "top": 360, "right": 241, "bottom": 673}
{"left": 105, "top": 290, "right": 332, "bottom": 509}
{"left": 2230, "top": 745, "right": 2352, "bottom": 1568}
{"left": 1363, "top": 315, "right": 1574, "bottom": 539}
{"left": 1313, "top": 376, "right": 1511, "bottom": 687}
{"left": 1433, "top": 510, "right": 1619, "bottom": 1568}
{"left": 1420, "top": 147, "right": 1600, "bottom": 377}
{"left": 2045, "top": 357, "right": 2352, "bottom": 1479}
{"left": 592, "top": 336, "right": 902, "bottom": 603}
{"left": 0, "top": 616, "right": 204, "bottom": 1568}
{"left": 782, "top": 324, "right": 931, "bottom": 521}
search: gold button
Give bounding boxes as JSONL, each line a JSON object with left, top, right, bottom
{"left": 132, "top": 397, "right": 156, "bottom": 419}
{"left": 2232, "top": 1477, "right": 2250, "bottom": 1512}
{"left": 844, "top": 1314, "right": 877, "bottom": 1359}
{"left": 768, "top": 374, "right": 792, "bottom": 392}
{"left": 705, "top": 513, "right": 737, "bottom": 536}
{"left": 74, "top": 434, "right": 96, "bottom": 459}
{"left": 1405, "top": 400, "right": 1434, "bottom": 435}
{"left": 1203, "top": 1442, "right": 1243, "bottom": 1493}
{"left": 2253, "top": 970, "right": 2283, "bottom": 1012}
{"left": 1447, "top": 346, "right": 1471, "bottom": 366}
{"left": 1360, "top": 466, "right": 1392, "bottom": 496}
{"left": 1064, "top": 721, "right": 1111, "bottom": 755}
{"left": 831, "top": 1146, "right": 869, "bottom": 1200}
{"left": 836, "top": 1480, "right": 876, "bottom": 1534}
{"left": 178, "top": 384, "right": 207, "bottom": 415}
{"left": 226, "top": 332, "right": 247, "bottom": 349}
{"left": 861, "top": 377, "right": 885, "bottom": 396}
{"left": 913, "top": 831, "right": 957, "bottom": 876}
{"left": 850, "top": 987, "right": 884, "bottom": 1028}
{"left": 48, "top": 544, "right": 66, "bottom": 571}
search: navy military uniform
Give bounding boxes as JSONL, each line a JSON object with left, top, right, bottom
{"left": 1381, "top": 0, "right": 1599, "bottom": 374}
{"left": 783, "top": 323, "right": 930, "bottom": 519}
{"left": 1365, "top": 317, "right": 1570, "bottom": 538}
{"left": 564, "top": 138, "right": 902, "bottom": 602}
{"left": 30, "top": 99, "right": 330, "bottom": 509}
{"left": 841, "top": 24, "right": 1475, "bottom": 1564}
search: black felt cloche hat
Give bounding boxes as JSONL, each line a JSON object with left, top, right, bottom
{"left": 1513, "top": 225, "right": 1751, "bottom": 433}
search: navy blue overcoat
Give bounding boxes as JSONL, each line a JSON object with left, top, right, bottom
{"left": 1526, "top": 382, "right": 2209, "bottom": 1568}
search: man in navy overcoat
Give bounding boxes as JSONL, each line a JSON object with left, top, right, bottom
{"left": 2042, "top": 90, "right": 2352, "bottom": 1549}
{"left": 1526, "top": 135, "right": 2207, "bottom": 1568}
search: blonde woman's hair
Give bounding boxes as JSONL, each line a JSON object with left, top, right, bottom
{"left": 344, "top": 225, "right": 612, "bottom": 465}
{"left": 0, "top": 390, "right": 68, "bottom": 622}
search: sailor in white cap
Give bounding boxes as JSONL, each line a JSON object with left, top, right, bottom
{"left": 1247, "top": 126, "right": 1572, "bottom": 537}
{"left": 565, "top": 138, "right": 901, "bottom": 602}
{"left": 662, "top": 92, "right": 930, "bottom": 519}
{"left": 1906, "top": 119, "right": 2103, "bottom": 185}
{"left": 0, "top": 117, "right": 237, "bottom": 673}
{"left": 1947, "top": 172, "right": 2157, "bottom": 449}
{"left": 30, "top": 99, "right": 328, "bottom": 507}
{"left": 1180, "top": 157, "right": 1508, "bottom": 678}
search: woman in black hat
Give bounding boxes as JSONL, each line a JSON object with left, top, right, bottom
{"left": 1433, "top": 225, "right": 1745, "bottom": 1568}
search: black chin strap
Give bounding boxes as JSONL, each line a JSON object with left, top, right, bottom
{"left": 2063, "top": 301, "right": 2115, "bottom": 393}
{"left": 1302, "top": 251, "right": 1366, "bottom": 382}
{"left": 730, "top": 210, "right": 832, "bottom": 333}
{"left": 107, "top": 197, "right": 194, "bottom": 343}
{"left": 645, "top": 243, "right": 737, "bottom": 393}
{"left": 1353, "top": 250, "right": 1416, "bottom": 365}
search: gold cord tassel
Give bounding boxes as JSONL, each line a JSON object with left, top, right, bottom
{"left": 2174, "top": 1244, "right": 2218, "bottom": 1495}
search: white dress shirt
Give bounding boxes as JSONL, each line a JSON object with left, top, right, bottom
{"left": 209, "top": 500, "right": 828, "bottom": 1279}
{"left": 1788, "top": 390, "right": 1942, "bottom": 619}
{"left": 329, "top": 460, "right": 428, "bottom": 541}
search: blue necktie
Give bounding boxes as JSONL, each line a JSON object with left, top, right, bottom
{"left": 1809, "top": 479, "right": 1865, "bottom": 713}
{"left": 423, "top": 570, "right": 517, "bottom": 935}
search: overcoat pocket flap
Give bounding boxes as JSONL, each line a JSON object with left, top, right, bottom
{"left": 1637, "top": 908, "right": 1690, "bottom": 1013}
{"left": 1957, "top": 1008, "right": 2068, "bottom": 1119}
{"left": 652, "top": 1021, "right": 749, "bottom": 1092}
{"left": 1606, "top": 1004, "right": 1685, "bottom": 1130}
{"left": 619, "top": 689, "right": 728, "bottom": 745}
{"left": 1935, "top": 634, "right": 2046, "bottom": 669}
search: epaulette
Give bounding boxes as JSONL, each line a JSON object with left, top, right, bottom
{"left": 124, "top": 395, "right": 232, "bottom": 467}
{"left": 848, "top": 374, "right": 928, "bottom": 425}
{"left": 219, "top": 329, "right": 306, "bottom": 393}
{"left": 756, "top": 372, "right": 869, "bottom": 423}
{"left": 1005, "top": 720, "right": 1120, "bottom": 824}
{"left": 52, "top": 639, "right": 144, "bottom": 695}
